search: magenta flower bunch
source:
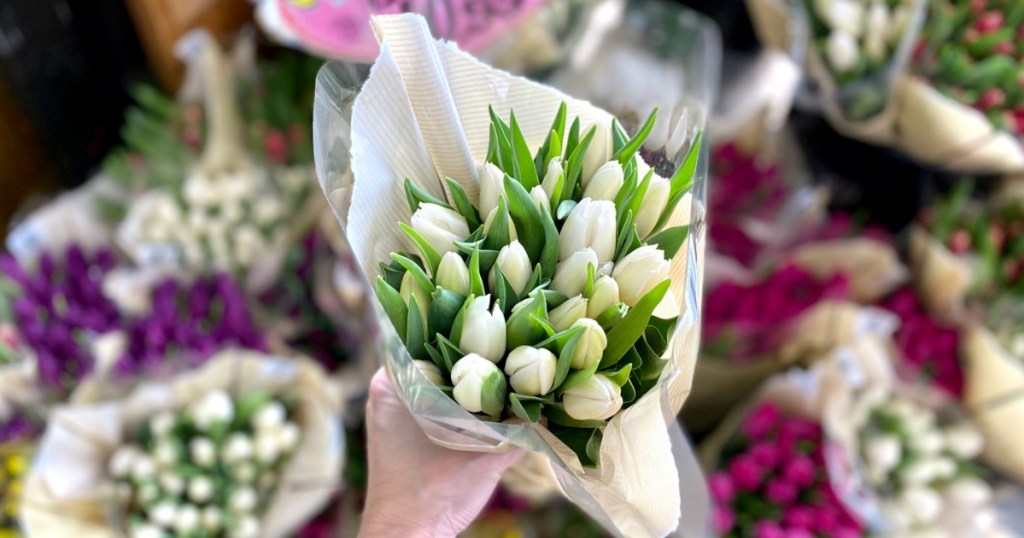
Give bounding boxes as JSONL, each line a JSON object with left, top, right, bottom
{"left": 703, "top": 265, "right": 850, "bottom": 360}
{"left": 710, "top": 402, "right": 864, "bottom": 537}
{"left": 878, "top": 286, "right": 963, "bottom": 398}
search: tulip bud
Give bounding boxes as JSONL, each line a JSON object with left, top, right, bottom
{"left": 826, "top": 31, "right": 858, "bottom": 73}
{"left": 459, "top": 295, "right": 506, "bottom": 362}
{"left": 230, "top": 486, "right": 258, "bottom": 514}
{"left": 945, "top": 476, "right": 991, "bottom": 508}
{"left": 548, "top": 295, "right": 588, "bottom": 332}
{"left": 150, "top": 501, "right": 178, "bottom": 527}
{"left": 560, "top": 199, "right": 617, "bottom": 264}
{"left": 581, "top": 125, "right": 613, "bottom": 188}
{"left": 562, "top": 374, "right": 623, "bottom": 421}
{"left": 131, "top": 455, "right": 157, "bottom": 481}
{"left": 478, "top": 162, "right": 505, "bottom": 217}
{"left": 541, "top": 157, "right": 563, "bottom": 198}
{"left": 399, "top": 271, "right": 431, "bottom": 322}
{"left": 255, "top": 431, "right": 280, "bottom": 463}
{"left": 943, "top": 424, "right": 983, "bottom": 459}
{"left": 174, "top": 504, "right": 200, "bottom": 534}
{"left": 222, "top": 433, "right": 254, "bottom": 464}
{"left": 191, "top": 390, "right": 234, "bottom": 430}
{"left": 201, "top": 506, "right": 223, "bottom": 533}
{"left": 898, "top": 487, "right": 942, "bottom": 525}
{"left": 823, "top": 0, "right": 863, "bottom": 37}
{"left": 568, "top": 318, "right": 607, "bottom": 370}
{"left": 864, "top": 434, "right": 901, "bottom": 477}
{"left": 504, "top": 346, "right": 557, "bottom": 395}
{"left": 551, "top": 249, "right": 598, "bottom": 297}
{"left": 413, "top": 359, "right": 445, "bottom": 385}
{"left": 410, "top": 203, "right": 470, "bottom": 255}
{"left": 490, "top": 240, "right": 532, "bottom": 295}
{"left": 154, "top": 441, "right": 178, "bottom": 467}
{"left": 612, "top": 245, "right": 671, "bottom": 306}
{"left": 587, "top": 275, "right": 620, "bottom": 318}
{"left": 530, "top": 185, "right": 550, "bottom": 210}
{"left": 233, "top": 516, "right": 260, "bottom": 538}
{"left": 865, "top": 4, "right": 889, "bottom": 61}
{"left": 132, "top": 524, "right": 164, "bottom": 538}
{"left": 583, "top": 161, "right": 624, "bottom": 201}
{"left": 149, "top": 411, "right": 176, "bottom": 438}
{"left": 253, "top": 401, "right": 286, "bottom": 431}
{"left": 635, "top": 174, "right": 670, "bottom": 239}
{"left": 483, "top": 205, "right": 518, "bottom": 241}
{"left": 436, "top": 252, "right": 471, "bottom": 295}
{"left": 188, "top": 476, "right": 215, "bottom": 503}
{"left": 278, "top": 422, "right": 301, "bottom": 453}
{"left": 159, "top": 472, "right": 184, "bottom": 495}
{"left": 451, "top": 353, "right": 506, "bottom": 417}
{"left": 189, "top": 437, "right": 216, "bottom": 468}
{"left": 108, "top": 447, "right": 138, "bottom": 478}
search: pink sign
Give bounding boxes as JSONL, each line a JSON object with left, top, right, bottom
{"left": 276, "top": 0, "right": 546, "bottom": 61}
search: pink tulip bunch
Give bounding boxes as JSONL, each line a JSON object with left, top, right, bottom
{"left": 711, "top": 402, "right": 864, "bottom": 538}
{"left": 878, "top": 286, "right": 964, "bottom": 397}
{"left": 703, "top": 265, "right": 849, "bottom": 359}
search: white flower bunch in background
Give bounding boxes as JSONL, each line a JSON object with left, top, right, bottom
{"left": 374, "top": 103, "right": 700, "bottom": 466}
{"left": 108, "top": 389, "right": 301, "bottom": 538}
{"left": 853, "top": 390, "right": 990, "bottom": 535}
{"left": 809, "top": 0, "right": 916, "bottom": 78}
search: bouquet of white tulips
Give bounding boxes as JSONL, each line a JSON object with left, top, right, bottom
{"left": 315, "top": 14, "right": 710, "bottom": 536}
{"left": 108, "top": 390, "right": 301, "bottom": 538}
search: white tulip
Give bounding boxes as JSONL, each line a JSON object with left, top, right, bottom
{"left": 253, "top": 198, "right": 283, "bottom": 225}
{"left": 551, "top": 249, "right": 598, "bottom": 297}
{"left": 587, "top": 275, "right": 620, "bottom": 318}
{"left": 221, "top": 202, "right": 243, "bottom": 224}
{"left": 548, "top": 296, "right": 588, "bottom": 332}
{"left": 900, "top": 459, "right": 937, "bottom": 486}
{"left": 259, "top": 470, "right": 278, "bottom": 491}
{"left": 613, "top": 245, "right": 671, "bottom": 306}
{"left": 888, "top": 5, "right": 910, "bottom": 43}
{"left": 478, "top": 162, "right": 505, "bottom": 218}
{"left": 879, "top": 501, "right": 912, "bottom": 532}
{"left": 562, "top": 374, "right": 623, "bottom": 421}
{"left": 932, "top": 457, "right": 958, "bottom": 480}
{"left": 201, "top": 506, "right": 223, "bottom": 532}
{"left": 945, "top": 476, "right": 991, "bottom": 508}
{"left": 530, "top": 186, "right": 550, "bottom": 210}
{"left": 137, "top": 483, "right": 159, "bottom": 504}
{"left": 233, "top": 462, "right": 257, "bottom": 483}
{"left": 278, "top": 422, "right": 301, "bottom": 453}
{"left": 189, "top": 437, "right": 216, "bottom": 468}
{"left": 108, "top": 446, "right": 138, "bottom": 478}
{"left": 541, "top": 158, "right": 563, "bottom": 199}
{"left": 824, "top": 0, "right": 863, "bottom": 36}
{"left": 899, "top": 487, "right": 943, "bottom": 525}
{"left": 174, "top": 504, "right": 200, "bottom": 534}
{"left": 459, "top": 295, "right": 506, "bottom": 363}
{"left": 159, "top": 472, "right": 184, "bottom": 495}
{"left": 255, "top": 431, "right": 281, "bottom": 463}
{"left": 483, "top": 205, "right": 518, "bottom": 241}
{"left": 943, "top": 424, "right": 984, "bottom": 460}
{"left": 131, "top": 524, "right": 165, "bottom": 538}
{"left": 864, "top": 434, "right": 902, "bottom": 477}
{"left": 232, "top": 516, "right": 260, "bottom": 538}
{"left": 436, "top": 252, "right": 470, "bottom": 295}
{"left": 253, "top": 401, "right": 286, "bottom": 431}
{"left": 569, "top": 318, "right": 607, "bottom": 370}
{"left": 233, "top": 225, "right": 265, "bottom": 267}
{"left": 583, "top": 161, "right": 624, "bottom": 201}
{"left": 222, "top": 433, "right": 254, "bottom": 464}
{"left": 183, "top": 175, "right": 213, "bottom": 207}
{"left": 560, "top": 199, "right": 617, "bottom": 264}
{"left": 132, "top": 455, "right": 157, "bottom": 481}
{"left": 865, "top": 3, "right": 890, "bottom": 61}
{"left": 490, "top": 240, "right": 532, "bottom": 295}
{"left": 910, "top": 431, "right": 945, "bottom": 456}
{"left": 399, "top": 271, "right": 430, "bottom": 322}
{"left": 230, "top": 486, "right": 258, "bottom": 514}
{"left": 504, "top": 346, "right": 557, "bottom": 396}
{"left": 635, "top": 174, "right": 670, "bottom": 239}
{"left": 413, "top": 360, "right": 445, "bottom": 385}
{"left": 149, "top": 412, "right": 176, "bottom": 438}
{"left": 581, "top": 124, "right": 613, "bottom": 188}
{"left": 191, "top": 390, "right": 234, "bottom": 430}
{"left": 451, "top": 354, "right": 506, "bottom": 417}
{"left": 826, "top": 31, "right": 859, "bottom": 73}
{"left": 188, "top": 476, "right": 215, "bottom": 503}
{"left": 410, "top": 203, "right": 470, "bottom": 255}
{"left": 149, "top": 501, "right": 178, "bottom": 527}
{"left": 153, "top": 442, "right": 177, "bottom": 468}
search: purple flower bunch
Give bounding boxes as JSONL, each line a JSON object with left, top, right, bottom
{"left": 1, "top": 246, "right": 120, "bottom": 390}
{"left": 0, "top": 415, "right": 38, "bottom": 444}
{"left": 703, "top": 265, "right": 850, "bottom": 360}
{"left": 708, "top": 144, "right": 787, "bottom": 266}
{"left": 114, "top": 273, "right": 265, "bottom": 377}
{"left": 711, "top": 402, "right": 864, "bottom": 538}
{"left": 878, "top": 286, "right": 964, "bottom": 398}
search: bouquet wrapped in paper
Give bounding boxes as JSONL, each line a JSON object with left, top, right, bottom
{"left": 20, "top": 350, "right": 343, "bottom": 538}
{"left": 314, "top": 13, "right": 714, "bottom": 535}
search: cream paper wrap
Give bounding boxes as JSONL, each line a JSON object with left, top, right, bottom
{"left": 314, "top": 13, "right": 708, "bottom": 537}
{"left": 20, "top": 350, "right": 343, "bottom": 538}
{"left": 788, "top": 238, "right": 908, "bottom": 304}
{"left": 907, "top": 225, "right": 972, "bottom": 323}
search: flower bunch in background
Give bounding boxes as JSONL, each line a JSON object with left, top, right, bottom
{"left": 853, "top": 391, "right": 990, "bottom": 534}
{"left": 374, "top": 104, "right": 698, "bottom": 465}
{"left": 914, "top": 0, "right": 1024, "bottom": 135}
{"left": 703, "top": 265, "right": 849, "bottom": 360}
{"left": 113, "top": 274, "right": 265, "bottom": 378}
{"left": 878, "top": 286, "right": 963, "bottom": 396}
{"left": 109, "top": 389, "right": 301, "bottom": 538}
{"left": 0, "top": 246, "right": 120, "bottom": 392}
{"left": 0, "top": 437, "right": 32, "bottom": 538}
{"left": 709, "top": 402, "right": 863, "bottom": 537}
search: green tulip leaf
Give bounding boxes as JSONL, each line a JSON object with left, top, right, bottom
{"left": 398, "top": 223, "right": 443, "bottom": 277}
{"left": 541, "top": 289, "right": 569, "bottom": 309}
{"left": 545, "top": 410, "right": 606, "bottom": 430}
{"left": 611, "top": 118, "right": 628, "bottom": 154}
{"left": 503, "top": 175, "right": 545, "bottom": 260}
{"left": 583, "top": 263, "right": 596, "bottom": 298}
{"left": 627, "top": 168, "right": 655, "bottom": 225}
{"left": 595, "top": 303, "right": 627, "bottom": 332}
{"left": 481, "top": 371, "right": 507, "bottom": 419}
{"left": 600, "top": 279, "right": 671, "bottom": 368}
{"left": 621, "top": 378, "right": 637, "bottom": 404}
{"left": 436, "top": 335, "right": 462, "bottom": 372}
{"left": 506, "top": 291, "right": 548, "bottom": 350}
{"left": 647, "top": 225, "right": 690, "bottom": 260}
{"left": 563, "top": 126, "right": 597, "bottom": 200}
{"left": 424, "top": 343, "right": 448, "bottom": 374}
{"left": 553, "top": 325, "right": 585, "bottom": 389}
{"left": 390, "top": 253, "right": 434, "bottom": 294}
{"left": 509, "top": 393, "right": 543, "bottom": 423}
{"left": 652, "top": 188, "right": 690, "bottom": 237}
{"left": 556, "top": 199, "right": 577, "bottom": 221}
{"left": 494, "top": 267, "right": 519, "bottom": 317}
{"left": 535, "top": 102, "right": 567, "bottom": 174}
{"left": 482, "top": 196, "right": 513, "bottom": 252}
{"left": 612, "top": 107, "right": 658, "bottom": 166}
{"left": 488, "top": 106, "right": 514, "bottom": 174}
{"left": 428, "top": 287, "right": 466, "bottom": 343}
{"left": 457, "top": 241, "right": 498, "bottom": 276}
{"left": 564, "top": 117, "right": 581, "bottom": 163}
{"left": 539, "top": 203, "right": 560, "bottom": 278}
{"left": 510, "top": 111, "right": 539, "bottom": 190}
{"left": 547, "top": 424, "right": 603, "bottom": 467}
{"left": 445, "top": 178, "right": 481, "bottom": 230}
{"left": 404, "top": 177, "right": 449, "bottom": 213}
{"left": 669, "top": 131, "right": 701, "bottom": 199}
{"left": 375, "top": 276, "right": 408, "bottom": 340}
{"left": 379, "top": 259, "right": 407, "bottom": 291}
{"left": 448, "top": 293, "right": 476, "bottom": 347}
{"left": 406, "top": 295, "right": 428, "bottom": 360}
{"left": 603, "top": 363, "right": 633, "bottom": 387}
{"left": 559, "top": 361, "right": 599, "bottom": 393}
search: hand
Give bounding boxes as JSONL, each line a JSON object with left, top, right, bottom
{"left": 359, "top": 368, "right": 522, "bottom": 538}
